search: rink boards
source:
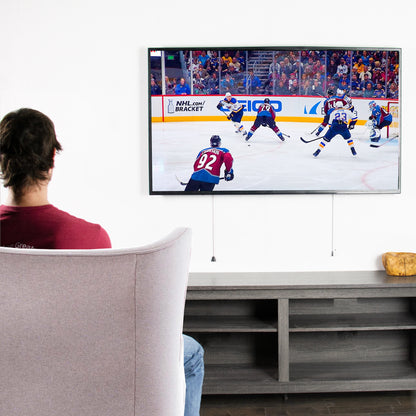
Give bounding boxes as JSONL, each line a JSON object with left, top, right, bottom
{"left": 150, "top": 95, "right": 398, "bottom": 125}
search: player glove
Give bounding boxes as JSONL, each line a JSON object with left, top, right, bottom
{"left": 216, "top": 103, "right": 223, "bottom": 110}
{"left": 348, "top": 121, "right": 356, "bottom": 130}
{"left": 224, "top": 169, "right": 234, "bottom": 181}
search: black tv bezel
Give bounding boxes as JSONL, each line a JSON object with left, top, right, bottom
{"left": 148, "top": 46, "right": 401, "bottom": 196}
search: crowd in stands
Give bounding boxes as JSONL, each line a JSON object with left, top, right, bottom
{"left": 150, "top": 49, "right": 399, "bottom": 99}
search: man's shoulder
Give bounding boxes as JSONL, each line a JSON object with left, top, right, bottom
{"left": 50, "top": 206, "right": 112, "bottom": 248}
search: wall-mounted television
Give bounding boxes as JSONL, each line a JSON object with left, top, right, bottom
{"left": 148, "top": 47, "right": 401, "bottom": 194}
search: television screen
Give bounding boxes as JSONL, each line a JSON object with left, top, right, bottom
{"left": 148, "top": 47, "right": 400, "bottom": 194}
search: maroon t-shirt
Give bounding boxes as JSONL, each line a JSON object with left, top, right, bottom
{"left": 0, "top": 204, "right": 111, "bottom": 249}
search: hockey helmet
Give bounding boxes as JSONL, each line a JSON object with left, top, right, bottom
{"left": 210, "top": 135, "right": 221, "bottom": 148}
{"left": 369, "top": 100, "right": 377, "bottom": 110}
{"left": 336, "top": 88, "right": 345, "bottom": 97}
{"left": 264, "top": 98, "right": 270, "bottom": 103}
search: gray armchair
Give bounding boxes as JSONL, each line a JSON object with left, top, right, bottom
{"left": 0, "top": 227, "right": 191, "bottom": 416}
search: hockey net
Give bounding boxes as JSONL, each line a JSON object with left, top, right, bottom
{"left": 387, "top": 101, "right": 399, "bottom": 138}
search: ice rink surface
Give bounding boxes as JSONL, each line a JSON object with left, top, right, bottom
{"left": 150, "top": 120, "right": 400, "bottom": 193}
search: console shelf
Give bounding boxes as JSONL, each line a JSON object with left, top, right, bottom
{"left": 184, "top": 271, "right": 416, "bottom": 395}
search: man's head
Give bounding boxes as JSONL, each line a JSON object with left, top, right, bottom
{"left": 0, "top": 108, "right": 62, "bottom": 203}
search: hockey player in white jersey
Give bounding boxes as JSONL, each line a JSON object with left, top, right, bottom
{"left": 217, "top": 92, "right": 247, "bottom": 136}
{"left": 313, "top": 100, "right": 358, "bottom": 157}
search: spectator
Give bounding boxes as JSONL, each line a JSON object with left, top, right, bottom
{"left": 221, "top": 73, "right": 235, "bottom": 93}
{"left": 208, "top": 51, "right": 220, "bottom": 74}
{"left": 165, "top": 76, "right": 176, "bottom": 95}
{"left": 175, "top": 77, "right": 191, "bottom": 95}
{"left": 221, "top": 52, "right": 232, "bottom": 74}
{"left": 353, "top": 57, "right": 365, "bottom": 74}
{"left": 325, "top": 74, "right": 337, "bottom": 93}
{"left": 288, "top": 78, "right": 299, "bottom": 95}
{"left": 195, "top": 64, "right": 209, "bottom": 80}
{"left": 372, "top": 63, "right": 385, "bottom": 84}
{"left": 229, "top": 57, "right": 241, "bottom": 73}
{"left": 193, "top": 73, "right": 206, "bottom": 94}
{"left": 150, "top": 78, "right": 162, "bottom": 95}
{"left": 373, "top": 82, "right": 386, "bottom": 98}
{"left": 269, "top": 54, "right": 281, "bottom": 76}
{"left": 360, "top": 73, "right": 374, "bottom": 92}
{"left": 243, "top": 70, "right": 262, "bottom": 94}
{"left": 359, "top": 65, "right": 372, "bottom": 82}
{"left": 264, "top": 71, "right": 280, "bottom": 94}
{"left": 290, "top": 61, "right": 300, "bottom": 79}
{"left": 338, "top": 73, "right": 350, "bottom": 92}
{"left": 197, "top": 50, "right": 209, "bottom": 68}
{"left": 275, "top": 79, "right": 289, "bottom": 95}
{"left": 279, "top": 57, "right": 293, "bottom": 78}
{"left": 206, "top": 72, "right": 219, "bottom": 94}
{"left": 363, "top": 82, "right": 375, "bottom": 98}
{"left": 288, "top": 72, "right": 297, "bottom": 90}
{"left": 360, "top": 50, "right": 370, "bottom": 66}
{"left": 327, "top": 58, "right": 338, "bottom": 77}
{"left": 234, "top": 50, "right": 246, "bottom": 72}
{"left": 0, "top": 107, "right": 205, "bottom": 416}
{"left": 301, "top": 79, "right": 312, "bottom": 95}
{"left": 350, "top": 73, "right": 362, "bottom": 97}
{"left": 387, "top": 82, "right": 399, "bottom": 99}
{"left": 300, "top": 49, "right": 310, "bottom": 64}
{"left": 336, "top": 58, "right": 349, "bottom": 78}
{"left": 310, "top": 79, "right": 324, "bottom": 96}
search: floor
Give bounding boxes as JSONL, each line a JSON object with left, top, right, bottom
{"left": 200, "top": 391, "right": 416, "bottom": 415}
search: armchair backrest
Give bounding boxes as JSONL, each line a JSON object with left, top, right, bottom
{"left": 0, "top": 227, "right": 191, "bottom": 416}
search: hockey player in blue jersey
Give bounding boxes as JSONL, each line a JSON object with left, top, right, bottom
{"left": 313, "top": 101, "right": 357, "bottom": 157}
{"left": 315, "top": 88, "right": 353, "bottom": 137}
{"left": 368, "top": 100, "right": 393, "bottom": 142}
{"left": 245, "top": 98, "right": 285, "bottom": 142}
{"left": 217, "top": 92, "right": 247, "bottom": 136}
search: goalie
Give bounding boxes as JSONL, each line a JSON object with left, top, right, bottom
{"left": 368, "top": 100, "right": 393, "bottom": 142}
{"left": 245, "top": 98, "right": 285, "bottom": 142}
{"left": 216, "top": 92, "right": 247, "bottom": 136}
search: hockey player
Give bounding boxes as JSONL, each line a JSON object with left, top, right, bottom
{"left": 217, "top": 92, "right": 247, "bottom": 136}
{"left": 185, "top": 135, "right": 234, "bottom": 192}
{"left": 245, "top": 98, "right": 285, "bottom": 142}
{"left": 313, "top": 101, "right": 357, "bottom": 157}
{"left": 368, "top": 100, "right": 393, "bottom": 142}
{"left": 314, "top": 88, "right": 352, "bottom": 137}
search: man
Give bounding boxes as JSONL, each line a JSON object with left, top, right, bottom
{"left": 185, "top": 135, "right": 234, "bottom": 192}
{"left": 0, "top": 108, "right": 111, "bottom": 249}
{"left": 313, "top": 101, "right": 357, "bottom": 157}
{"left": 175, "top": 77, "right": 191, "bottom": 95}
{"left": 245, "top": 98, "right": 285, "bottom": 142}
{"left": 216, "top": 92, "right": 247, "bottom": 136}
{"left": 243, "top": 69, "right": 262, "bottom": 94}
{"left": 0, "top": 108, "right": 204, "bottom": 416}
{"left": 368, "top": 100, "right": 393, "bottom": 142}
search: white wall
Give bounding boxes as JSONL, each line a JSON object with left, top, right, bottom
{"left": 1, "top": 0, "right": 415, "bottom": 273}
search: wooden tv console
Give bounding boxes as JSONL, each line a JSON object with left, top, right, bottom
{"left": 184, "top": 271, "right": 416, "bottom": 394}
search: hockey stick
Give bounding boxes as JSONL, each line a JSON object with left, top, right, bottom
{"left": 281, "top": 132, "right": 291, "bottom": 139}
{"left": 217, "top": 107, "right": 231, "bottom": 120}
{"left": 175, "top": 175, "right": 189, "bottom": 186}
{"left": 310, "top": 125, "right": 320, "bottom": 134}
{"left": 369, "top": 135, "right": 399, "bottom": 148}
{"left": 300, "top": 135, "right": 324, "bottom": 144}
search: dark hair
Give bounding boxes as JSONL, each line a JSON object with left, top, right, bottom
{"left": 0, "top": 108, "right": 62, "bottom": 202}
